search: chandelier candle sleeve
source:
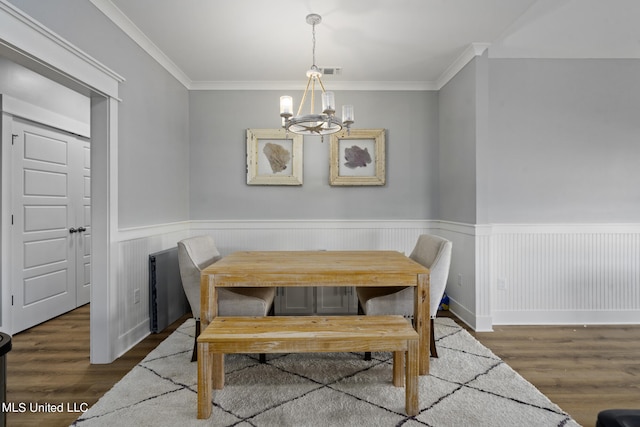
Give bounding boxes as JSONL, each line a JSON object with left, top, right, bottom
{"left": 322, "top": 91, "right": 335, "bottom": 114}
{"left": 280, "top": 96, "right": 293, "bottom": 117}
{"left": 342, "top": 105, "right": 354, "bottom": 124}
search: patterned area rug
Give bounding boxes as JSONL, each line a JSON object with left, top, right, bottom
{"left": 72, "top": 318, "right": 580, "bottom": 427}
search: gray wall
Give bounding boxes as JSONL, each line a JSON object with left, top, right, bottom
{"left": 438, "top": 60, "right": 479, "bottom": 224}
{"left": 7, "top": 0, "right": 191, "bottom": 228}
{"left": 487, "top": 59, "right": 640, "bottom": 223}
{"left": 189, "top": 90, "right": 439, "bottom": 220}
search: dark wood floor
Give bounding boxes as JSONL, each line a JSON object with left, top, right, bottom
{"left": 5, "top": 304, "right": 190, "bottom": 427}
{"left": 469, "top": 321, "right": 640, "bottom": 427}
{"left": 5, "top": 305, "right": 640, "bottom": 426}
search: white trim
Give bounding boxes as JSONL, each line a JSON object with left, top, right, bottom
{"left": 493, "top": 310, "right": 640, "bottom": 326}
{"left": 115, "top": 318, "right": 151, "bottom": 358}
{"left": 434, "top": 220, "right": 477, "bottom": 236}
{"left": 0, "top": 112, "right": 12, "bottom": 334}
{"left": 189, "top": 80, "right": 439, "bottom": 92}
{"left": 436, "top": 43, "right": 490, "bottom": 90}
{"left": 190, "top": 219, "right": 435, "bottom": 230}
{"left": 0, "top": 94, "right": 90, "bottom": 137}
{"left": 117, "top": 221, "right": 191, "bottom": 241}
{"left": 485, "top": 222, "right": 640, "bottom": 234}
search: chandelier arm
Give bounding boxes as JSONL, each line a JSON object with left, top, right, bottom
{"left": 317, "top": 76, "right": 327, "bottom": 93}
{"left": 311, "top": 78, "right": 316, "bottom": 114}
{"left": 296, "top": 74, "right": 314, "bottom": 117}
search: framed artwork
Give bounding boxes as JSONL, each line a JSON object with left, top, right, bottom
{"left": 246, "top": 128, "right": 303, "bottom": 185}
{"left": 329, "top": 128, "right": 386, "bottom": 186}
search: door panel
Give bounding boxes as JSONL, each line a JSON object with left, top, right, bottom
{"left": 24, "top": 269, "right": 68, "bottom": 305}
{"left": 24, "top": 169, "right": 67, "bottom": 196}
{"left": 316, "top": 286, "right": 356, "bottom": 314}
{"left": 24, "top": 205, "right": 67, "bottom": 231}
{"left": 275, "top": 287, "right": 314, "bottom": 315}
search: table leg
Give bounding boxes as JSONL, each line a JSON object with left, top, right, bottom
{"left": 200, "top": 274, "right": 218, "bottom": 332}
{"left": 415, "top": 273, "right": 430, "bottom": 375}
{"left": 197, "top": 342, "right": 212, "bottom": 419}
{"left": 406, "top": 339, "right": 419, "bottom": 416}
{"left": 393, "top": 350, "right": 404, "bottom": 387}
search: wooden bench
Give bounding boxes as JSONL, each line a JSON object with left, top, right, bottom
{"left": 197, "top": 315, "right": 419, "bottom": 419}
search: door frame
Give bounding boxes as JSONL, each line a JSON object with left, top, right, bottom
{"left": 0, "top": 1, "right": 123, "bottom": 363}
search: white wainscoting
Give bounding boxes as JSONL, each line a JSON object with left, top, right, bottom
{"left": 112, "top": 220, "right": 640, "bottom": 356}
{"left": 114, "top": 222, "right": 190, "bottom": 358}
{"left": 483, "top": 223, "right": 640, "bottom": 327}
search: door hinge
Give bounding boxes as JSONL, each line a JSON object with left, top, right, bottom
{"left": 11, "top": 214, "right": 14, "bottom": 225}
{"left": 12, "top": 134, "right": 18, "bottom": 145}
{"left": 11, "top": 295, "right": 14, "bottom": 306}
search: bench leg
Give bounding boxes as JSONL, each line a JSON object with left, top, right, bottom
{"left": 406, "top": 339, "right": 419, "bottom": 416}
{"left": 393, "top": 351, "right": 404, "bottom": 387}
{"left": 197, "top": 342, "right": 212, "bottom": 419}
{"left": 212, "top": 353, "right": 224, "bottom": 390}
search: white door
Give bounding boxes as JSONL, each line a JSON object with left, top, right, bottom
{"left": 76, "top": 140, "right": 91, "bottom": 306}
{"left": 10, "top": 118, "right": 90, "bottom": 333}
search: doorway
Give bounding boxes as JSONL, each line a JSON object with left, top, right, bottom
{"left": 1, "top": 1, "right": 123, "bottom": 363}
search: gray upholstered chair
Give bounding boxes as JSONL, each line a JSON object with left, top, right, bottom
{"left": 177, "top": 235, "right": 276, "bottom": 362}
{"left": 356, "top": 234, "right": 452, "bottom": 359}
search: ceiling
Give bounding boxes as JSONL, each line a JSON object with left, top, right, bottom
{"left": 91, "top": 0, "right": 640, "bottom": 90}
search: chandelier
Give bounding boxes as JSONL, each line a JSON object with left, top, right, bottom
{"left": 279, "top": 13, "right": 354, "bottom": 136}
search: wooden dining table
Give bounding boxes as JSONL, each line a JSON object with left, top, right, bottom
{"left": 200, "top": 250, "right": 431, "bottom": 375}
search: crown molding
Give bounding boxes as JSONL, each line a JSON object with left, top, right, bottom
{"left": 188, "top": 80, "right": 439, "bottom": 91}
{"left": 436, "top": 42, "right": 490, "bottom": 90}
{"left": 89, "top": 0, "right": 192, "bottom": 88}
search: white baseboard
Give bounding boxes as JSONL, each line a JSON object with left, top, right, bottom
{"left": 493, "top": 310, "right": 640, "bottom": 326}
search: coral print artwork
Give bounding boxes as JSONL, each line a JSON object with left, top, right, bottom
{"left": 263, "top": 142, "right": 291, "bottom": 173}
{"left": 344, "top": 145, "right": 372, "bottom": 169}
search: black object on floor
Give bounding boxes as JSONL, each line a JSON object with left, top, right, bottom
{"left": 597, "top": 409, "right": 640, "bottom": 427}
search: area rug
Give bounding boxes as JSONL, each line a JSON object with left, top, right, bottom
{"left": 72, "top": 318, "right": 579, "bottom": 427}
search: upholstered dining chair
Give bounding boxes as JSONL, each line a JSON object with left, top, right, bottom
{"left": 356, "top": 234, "right": 452, "bottom": 359}
{"left": 177, "top": 235, "right": 276, "bottom": 362}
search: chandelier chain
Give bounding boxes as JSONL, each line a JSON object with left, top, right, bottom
{"left": 311, "top": 21, "right": 317, "bottom": 67}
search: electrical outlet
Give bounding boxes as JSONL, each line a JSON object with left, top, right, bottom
{"left": 457, "top": 274, "right": 463, "bottom": 287}
{"left": 134, "top": 288, "right": 140, "bottom": 304}
{"left": 497, "top": 278, "right": 507, "bottom": 291}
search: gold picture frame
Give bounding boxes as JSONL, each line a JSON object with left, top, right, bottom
{"left": 246, "top": 128, "right": 303, "bottom": 185}
{"left": 330, "top": 129, "right": 386, "bottom": 186}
